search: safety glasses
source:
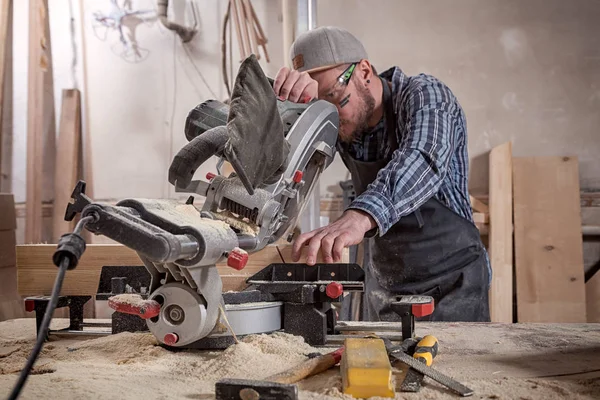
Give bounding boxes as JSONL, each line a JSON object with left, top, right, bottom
{"left": 326, "top": 63, "right": 356, "bottom": 108}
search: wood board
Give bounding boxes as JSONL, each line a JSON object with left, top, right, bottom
{"left": 26, "top": 0, "right": 56, "bottom": 243}
{"left": 488, "top": 142, "right": 513, "bottom": 323}
{"left": 513, "top": 156, "right": 586, "bottom": 323}
{"left": 17, "top": 244, "right": 349, "bottom": 295}
{"left": 0, "top": 0, "right": 12, "bottom": 192}
{"left": 53, "top": 89, "right": 82, "bottom": 241}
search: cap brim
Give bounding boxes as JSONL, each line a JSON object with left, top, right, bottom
{"left": 304, "top": 63, "right": 345, "bottom": 74}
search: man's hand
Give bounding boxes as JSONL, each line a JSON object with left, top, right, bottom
{"left": 292, "top": 209, "right": 377, "bottom": 265}
{"left": 273, "top": 67, "right": 318, "bottom": 103}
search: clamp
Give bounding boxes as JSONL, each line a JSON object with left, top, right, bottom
{"left": 390, "top": 295, "right": 435, "bottom": 341}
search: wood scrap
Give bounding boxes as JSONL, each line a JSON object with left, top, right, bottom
{"left": 16, "top": 244, "right": 350, "bottom": 296}
{"left": 53, "top": 89, "right": 82, "bottom": 242}
{"left": 26, "top": 0, "right": 56, "bottom": 243}
{"left": 488, "top": 142, "right": 513, "bottom": 323}
{"left": 513, "top": 156, "right": 586, "bottom": 323}
{"left": 470, "top": 195, "right": 489, "bottom": 214}
{"left": 472, "top": 212, "right": 489, "bottom": 224}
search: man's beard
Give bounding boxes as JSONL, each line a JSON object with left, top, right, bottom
{"left": 338, "top": 83, "right": 376, "bottom": 143}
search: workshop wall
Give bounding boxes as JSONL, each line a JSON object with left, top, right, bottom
{"left": 10, "top": 0, "right": 600, "bottom": 234}
{"left": 10, "top": 0, "right": 284, "bottom": 204}
{"left": 317, "top": 0, "right": 600, "bottom": 195}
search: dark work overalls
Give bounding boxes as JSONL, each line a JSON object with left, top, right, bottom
{"left": 339, "top": 76, "right": 491, "bottom": 322}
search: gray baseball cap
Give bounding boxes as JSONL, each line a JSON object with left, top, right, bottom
{"left": 290, "top": 26, "right": 368, "bottom": 73}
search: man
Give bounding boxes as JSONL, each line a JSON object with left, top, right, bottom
{"left": 273, "top": 26, "right": 491, "bottom": 322}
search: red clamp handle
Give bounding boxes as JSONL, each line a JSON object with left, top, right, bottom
{"left": 108, "top": 295, "right": 161, "bottom": 319}
{"left": 412, "top": 301, "right": 435, "bottom": 318}
{"left": 227, "top": 248, "right": 249, "bottom": 271}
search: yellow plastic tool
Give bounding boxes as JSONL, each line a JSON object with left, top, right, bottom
{"left": 341, "top": 338, "right": 395, "bottom": 398}
{"left": 413, "top": 335, "right": 439, "bottom": 366}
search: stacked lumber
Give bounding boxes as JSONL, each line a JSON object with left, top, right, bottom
{"left": 0, "top": 194, "right": 24, "bottom": 321}
{"left": 485, "top": 142, "right": 591, "bottom": 323}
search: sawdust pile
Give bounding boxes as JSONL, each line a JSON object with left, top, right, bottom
{"left": 1, "top": 319, "right": 599, "bottom": 400}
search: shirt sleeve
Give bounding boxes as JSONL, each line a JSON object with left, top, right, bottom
{"left": 348, "top": 81, "right": 461, "bottom": 236}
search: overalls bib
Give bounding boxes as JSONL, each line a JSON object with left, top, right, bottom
{"left": 338, "top": 77, "right": 490, "bottom": 322}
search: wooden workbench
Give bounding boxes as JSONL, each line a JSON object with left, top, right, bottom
{"left": 0, "top": 319, "right": 598, "bottom": 399}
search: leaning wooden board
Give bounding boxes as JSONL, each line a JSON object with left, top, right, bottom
{"left": 488, "top": 142, "right": 513, "bottom": 323}
{"left": 513, "top": 156, "right": 586, "bottom": 322}
{"left": 17, "top": 244, "right": 349, "bottom": 295}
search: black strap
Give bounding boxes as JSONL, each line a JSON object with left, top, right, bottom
{"left": 380, "top": 76, "right": 399, "bottom": 153}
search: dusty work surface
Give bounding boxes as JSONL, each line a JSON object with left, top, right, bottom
{"left": 0, "top": 319, "right": 599, "bottom": 399}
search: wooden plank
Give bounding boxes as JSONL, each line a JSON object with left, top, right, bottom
{"left": 17, "top": 244, "right": 349, "bottom": 296}
{"left": 0, "top": 0, "right": 12, "bottom": 192}
{"left": 488, "top": 142, "right": 513, "bottom": 323}
{"left": 53, "top": 89, "right": 81, "bottom": 241}
{"left": 78, "top": 0, "right": 94, "bottom": 244}
{"left": 0, "top": 192, "right": 15, "bottom": 230}
{"left": 587, "top": 270, "right": 600, "bottom": 322}
{"left": 0, "top": 265, "right": 26, "bottom": 321}
{"left": 513, "top": 156, "right": 586, "bottom": 323}
{"left": 26, "top": 0, "right": 56, "bottom": 243}
{"left": 472, "top": 212, "right": 489, "bottom": 224}
{"left": 470, "top": 195, "right": 489, "bottom": 214}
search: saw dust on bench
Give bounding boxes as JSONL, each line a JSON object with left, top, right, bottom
{"left": 1, "top": 319, "right": 599, "bottom": 399}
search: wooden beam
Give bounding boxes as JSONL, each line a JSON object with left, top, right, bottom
{"left": 53, "top": 89, "right": 81, "bottom": 241}
{"left": 0, "top": 0, "right": 12, "bottom": 192}
{"left": 513, "top": 156, "right": 586, "bottom": 323}
{"left": 78, "top": 0, "right": 94, "bottom": 244}
{"left": 488, "top": 142, "right": 513, "bottom": 323}
{"left": 26, "top": 0, "right": 56, "bottom": 243}
{"left": 17, "top": 244, "right": 350, "bottom": 295}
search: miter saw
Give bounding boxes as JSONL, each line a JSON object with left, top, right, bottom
{"left": 52, "top": 55, "right": 365, "bottom": 349}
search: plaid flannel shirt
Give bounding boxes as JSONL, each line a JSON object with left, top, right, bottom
{"left": 339, "top": 66, "right": 491, "bottom": 277}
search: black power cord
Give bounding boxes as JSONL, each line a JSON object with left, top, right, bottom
{"left": 7, "top": 215, "right": 95, "bottom": 400}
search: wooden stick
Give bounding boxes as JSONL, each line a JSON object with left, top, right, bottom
{"left": 241, "top": 0, "right": 258, "bottom": 58}
{"left": 248, "top": 0, "right": 267, "bottom": 45}
{"left": 235, "top": 0, "right": 251, "bottom": 59}
{"left": 53, "top": 89, "right": 81, "bottom": 241}
{"left": 0, "top": 0, "right": 13, "bottom": 192}
{"left": 78, "top": 0, "right": 94, "bottom": 244}
{"left": 230, "top": 0, "right": 246, "bottom": 59}
{"left": 265, "top": 347, "right": 344, "bottom": 384}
